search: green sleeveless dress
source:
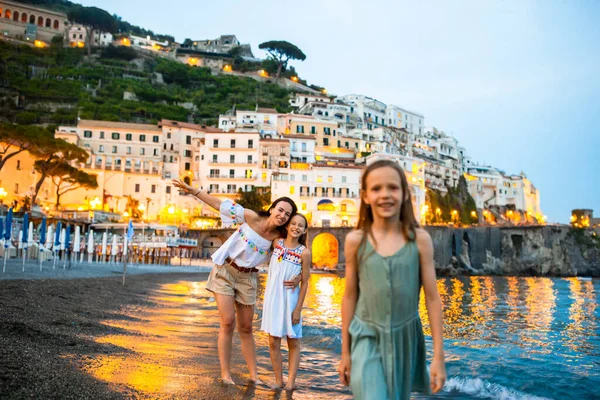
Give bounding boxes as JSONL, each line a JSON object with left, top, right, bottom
{"left": 349, "top": 238, "right": 430, "bottom": 400}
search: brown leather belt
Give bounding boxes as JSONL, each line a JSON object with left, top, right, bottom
{"left": 226, "top": 257, "right": 258, "bottom": 273}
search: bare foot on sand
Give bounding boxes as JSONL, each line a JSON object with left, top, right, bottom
{"left": 283, "top": 384, "right": 297, "bottom": 391}
{"left": 219, "top": 376, "right": 236, "bottom": 385}
{"left": 249, "top": 377, "right": 269, "bottom": 387}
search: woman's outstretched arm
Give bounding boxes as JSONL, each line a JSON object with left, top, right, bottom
{"left": 172, "top": 179, "right": 222, "bottom": 211}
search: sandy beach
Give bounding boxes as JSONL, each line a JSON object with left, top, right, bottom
{"left": 0, "top": 262, "right": 351, "bottom": 400}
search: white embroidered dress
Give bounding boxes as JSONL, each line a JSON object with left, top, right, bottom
{"left": 261, "top": 239, "right": 306, "bottom": 338}
{"left": 211, "top": 200, "right": 272, "bottom": 267}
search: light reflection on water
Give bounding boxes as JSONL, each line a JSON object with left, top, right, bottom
{"left": 78, "top": 275, "right": 600, "bottom": 399}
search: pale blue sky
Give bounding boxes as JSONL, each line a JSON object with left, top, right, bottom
{"left": 79, "top": 0, "right": 600, "bottom": 223}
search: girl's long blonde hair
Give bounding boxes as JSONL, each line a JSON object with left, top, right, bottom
{"left": 356, "top": 160, "right": 419, "bottom": 261}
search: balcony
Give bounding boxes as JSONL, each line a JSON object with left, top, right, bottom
{"left": 207, "top": 175, "right": 256, "bottom": 180}
{"left": 208, "top": 161, "right": 257, "bottom": 166}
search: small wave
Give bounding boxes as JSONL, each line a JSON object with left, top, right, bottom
{"left": 444, "top": 376, "right": 553, "bottom": 400}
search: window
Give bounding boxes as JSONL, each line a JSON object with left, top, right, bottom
{"left": 170, "top": 144, "right": 174, "bottom": 151}
{"left": 247, "top": 155, "right": 253, "bottom": 164}
{"left": 302, "top": 175, "right": 307, "bottom": 182}
{"left": 230, "top": 139, "right": 236, "bottom": 148}
{"left": 213, "top": 139, "right": 219, "bottom": 148}
{"left": 227, "top": 184, "right": 237, "bottom": 193}
{"left": 167, "top": 133, "right": 171, "bottom": 139}
{"left": 166, "top": 186, "right": 171, "bottom": 194}
{"left": 98, "top": 145, "right": 104, "bottom": 153}
{"left": 112, "top": 146, "right": 117, "bottom": 153}
{"left": 151, "top": 185, "right": 156, "bottom": 193}
{"left": 245, "top": 169, "right": 252, "bottom": 179}
{"left": 302, "top": 203, "right": 307, "bottom": 211}
{"left": 229, "top": 169, "right": 235, "bottom": 178}
{"left": 337, "top": 140, "right": 341, "bottom": 147}
{"left": 111, "top": 132, "right": 120, "bottom": 140}
{"left": 100, "top": 131, "right": 105, "bottom": 139}
{"left": 342, "top": 176, "right": 347, "bottom": 183}
{"left": 248, "top": 139, "right": 254, "bottom": 149}
{"left": 169, "top": 156, "right": 174, "bottom": 163}
{"left": 345, "top": 141, "right": 349, "bottom": 148}
{"left": 84, "top": 130, "right": 92, "bottom": 138}
{"left": 290, "top": 186, "right": 295, "bottom": 195}
{"left": 296, "top": 125, "right": 305, "bottom": 133}
{"left": 126, "top": 147, "right": 131, "bottom": 154}
{"left": 341, "top": 204, "right": 347, "bottom": 212}
{"left": 163, "top": 143, "right": 167, "bottom": 150}
{"left": 311, "top": 126, "right": 316, "bottom": 134}
{"left": 328, "top": 175, "right": 333, "bottom": 183}
{"left": 230, "top": 155, "right": 235, "bottom": 163}
{"left": 16, "top": 160, "right": 21, "bottom": 170}
{"left": 209, "top": 184, "right": 219, "bottom": 192}
{"left": 212, "top": 154, "right": 218, "bottom": 162}
{"left": 317, "top": 175, "right": 322, "bottom": 182}
{"left": 153, "top": 149, "right": 158, "bottom": 156}
{"left": 135, "top": 184, "right": 140, "bottom": 193}
{"left": 14, "top": 183, "right": 19, "bottom": 194}
{"left": 184, "top": 150, "right": 192, "bottom": 157}
{"left": 185, "top": 162, "right": 191, "bottom": 171}
{"left": 153, "top": 136, "right": 159, "bottom": 143}
{"left": 262, "top": 172, "right": 267, "bottom": 181}
{"left": 140, "top": 135, "right": 146, "bottom": 142}
{"left": 210, "top": 169, "right": 219, "bottom": 177}
{"left": 140, "top": 148, "right": 145, "bottom": 155}
{"left": 324, "top": 127, "right": 331, "bottom": 135}
{"left": 323, "top": 138, "right": 329, "bottom": 146}
{"left": 290, "top": 175, "right": 295, "bottom": 181}
{"left": 301, "top": 143, "right": 307, "bottom": 152}
{"left": 126, "top": 133, "right": 132, "bottom": 141}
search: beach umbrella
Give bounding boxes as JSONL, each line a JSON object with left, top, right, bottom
{"left": 111, "top": 235, "right": 118, "bottom": 255}
{"left": 22, "top": 214, "right": 29, "bottom": 250}
{"left": 39, "top": 217, "right": 47, "bottom": 271}
{"left": 59, "top": 228, "right": 66, "bottom": 251}
{"left": 53, "top": 222, "right": 62, "bottom": 270}
{"left": 73, "top": 226, "right": 81, "bottom": 253}
{"left": 46, "top": 224, "right": 53, "bottom": 251}
{"left": 39, "top": 217, "right": 47, "bottom": 247}
{"left": 4, "top": 209, "right": 12, "bottom": 272}
{"left": 63, "top": 227, "right": 70, "bottom": 269}
{"left": 28, "top": 221, "right": 33, "bottom": 247}
{"left": 0, "top": 217, "right": 4, "bottom": 247}
{"left": 87, "top": 229, "right": 94, "bottom": 263}
{"left": 100, "top": 232, "right": 107, "bottom": 263}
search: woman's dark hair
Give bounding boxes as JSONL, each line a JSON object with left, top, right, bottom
{"left": 288, "top": 213, "right": 309, "bottom": 246}
{"left": 258, "top": 196, "right": 298, "bottom": 236}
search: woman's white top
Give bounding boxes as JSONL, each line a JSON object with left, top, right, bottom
{"left": 261, "top": 238, "right": 306, "bottom": 338}
{"left": 211, "top": 199, "right": 272, "bottom": 267}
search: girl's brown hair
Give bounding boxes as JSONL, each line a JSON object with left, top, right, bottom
{"left": 356, "top": 160, "right": 419, "bottom": 260}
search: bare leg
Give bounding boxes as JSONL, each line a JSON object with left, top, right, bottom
{"left": 268, "top": 335, "right": 284, "bottom": 387}
{"left": 215, "top": 293, "right": 236, "bottom": 385}
{"left": 235, "top": 302, "right": 262, "bottom": 383}
{"left": 284, "top": 338, "right": 300, "bottom": 390}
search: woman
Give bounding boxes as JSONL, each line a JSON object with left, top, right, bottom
{"left": 173, "top": 179, "right": 300, "bottom": 385}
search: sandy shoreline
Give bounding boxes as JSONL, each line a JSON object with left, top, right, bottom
{"left": 0, "top": 272, "right": 321, "bottom": 399}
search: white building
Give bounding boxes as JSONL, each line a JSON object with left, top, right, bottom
{"left": 284, "top": 134, "right": 316, "bottom": 163}
{"left": 199, "top": 131, "right": 266, "bottom": 200}
{"left": 289, "top": 93, "right": 332, "bottom": 109}
{"left": 386, "top": 104, "right": 424, "bottom": 135}
{"left": 66, "top": 24, "right": 112, "bottom": 47}
{"left": 338, "top": 94, "right": 387, "bottom": 130}
{"left": 365, "top": 153, "right": 426, "bottom": 223}
{"left": 218, "top": 107, "right": 280, "bottom": 137}
{"left": 464, "top": 166, "right": 543, "bottom": 220}
{"left": 271, "top": 163, "right": 363, "bottom": 227}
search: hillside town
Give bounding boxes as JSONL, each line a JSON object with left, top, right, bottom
{"left": 0, "top": 0, "right": 544, "bottom": 229}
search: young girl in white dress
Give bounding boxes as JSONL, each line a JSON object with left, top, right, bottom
{"left": 261, "top": 214, "right": 311, "bottom": 391}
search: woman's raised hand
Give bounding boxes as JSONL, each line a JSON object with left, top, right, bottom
{"left": 172, "top": 179, "right": 194, "bottom": 195}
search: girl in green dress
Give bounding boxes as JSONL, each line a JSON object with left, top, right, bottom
{"left": 338, "top": 160, "right": 446, "bottom": 399}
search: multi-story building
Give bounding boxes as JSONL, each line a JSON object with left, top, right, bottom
{"left": 199, "top": 131, "right": 266, "bottom": 200}
{"left": 0, "top": 1, "right": 68, "bottom": 43}
{"left": 465, "top": 166, "right": 543, "bottom": 221}
{"left": 289, "top": 93, "right": 332, "bottom": 109}
{"left": 338, "top": 94, "right": 387, "bottom": 130}
{"left": 190, "top": 35, "right": 255, "bottom": 58}
{"left": 219, "top": 107, "right": 280, "bottom": 137}
{"left": 271, "top": 162, "right": 362, "bottom": 227}
{"left": 66, "top": 24, "right": 113, "bottom": 47}
{"left": 386, "top": 104, "right": 424, "bottom": 134}
{"left": 285, "top": 134, "right": 316, "bottom": 163}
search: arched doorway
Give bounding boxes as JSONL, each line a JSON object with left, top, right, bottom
{"left": 312, "top": 233, "right": 338, "bottom": 269}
